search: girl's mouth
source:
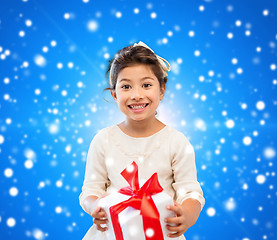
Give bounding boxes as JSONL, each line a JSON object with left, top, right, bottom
{"left": 128, "top": 103, "right": 149, "bottom": 112}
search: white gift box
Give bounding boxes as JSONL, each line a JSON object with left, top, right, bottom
{"left": 98, "top": 191, "right": 176, "bottom": 240}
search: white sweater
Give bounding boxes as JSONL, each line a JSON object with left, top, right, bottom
{"left": 79, "top": 124, "right": 205, "bottom": 240}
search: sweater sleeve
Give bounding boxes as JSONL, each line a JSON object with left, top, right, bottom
{"left": 79, "top": 129, "right": 109, "bottom": 211}
{"left": 171, "top": 131, "right": 205, "bottom": 210}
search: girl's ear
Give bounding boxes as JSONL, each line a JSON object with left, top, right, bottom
{"left": 110, "top": 90, "right": 117, "bottom": 101}
{"left": 159, "top": 85, "right": 165, "bottom": 100}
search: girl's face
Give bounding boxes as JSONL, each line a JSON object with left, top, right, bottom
{"left": 111, "top": 64, "right": 165, "bottom": 123}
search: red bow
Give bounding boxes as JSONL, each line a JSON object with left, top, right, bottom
{"left": 109, "top": 161, "right": 164, "bottom": 240}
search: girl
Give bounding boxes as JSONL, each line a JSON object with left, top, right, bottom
{"left": 79, "top": 41, "right": 205, "bottom": 239}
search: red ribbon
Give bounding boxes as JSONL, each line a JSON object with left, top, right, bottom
{"left": 109, "top": 161, "right": 164, "bottom": 240}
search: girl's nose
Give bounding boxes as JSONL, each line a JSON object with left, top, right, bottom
{"left": 131, "top": 87, "right": 143, "bottom": 100}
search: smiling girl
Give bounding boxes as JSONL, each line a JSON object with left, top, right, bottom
{"left": 79, "top": 41, "right": 205, "bottom": 239}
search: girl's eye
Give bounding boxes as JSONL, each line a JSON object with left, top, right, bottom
{"left": 121, "top": 84, "right": 151, "bottom": 89}
{"left": 122, "top": 85, "right": 131, "bottom": 89}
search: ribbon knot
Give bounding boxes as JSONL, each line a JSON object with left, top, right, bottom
{"left": 133, "top": 189, "right": 142, "bottom": 198}
{"left": 109, "top": 161, "right": 165, "bottom": 240}
{"left": 133, "top": 41, "right": 171, "bottom": 77}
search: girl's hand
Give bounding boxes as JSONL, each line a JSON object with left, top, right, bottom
{"left": 91, "top": 206, "right": 108, "bottom": 232}
{"left": 164, "top": 201, "right": 190, "bottom": 238}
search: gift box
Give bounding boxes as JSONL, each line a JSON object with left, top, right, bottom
{"left": 98, "top": 161, "right": 176, "bottom": 240}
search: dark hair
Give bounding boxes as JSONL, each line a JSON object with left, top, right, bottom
{"left": 104, "top": 45, "right": 168, "bottom": 91}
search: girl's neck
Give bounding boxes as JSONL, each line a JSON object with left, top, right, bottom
{"left": 118, "top": 118, "right": 166, "bottom": 138}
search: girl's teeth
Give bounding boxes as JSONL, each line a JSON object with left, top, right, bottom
{"left": 131, "top": 104, "right": 146, "bottom": 109}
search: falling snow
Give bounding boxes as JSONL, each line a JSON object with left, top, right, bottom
{"left": 0, "top": 1, "right": 276, "bottom": 240}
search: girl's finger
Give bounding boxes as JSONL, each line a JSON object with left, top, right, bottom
{"left": 96, "top": 212, "right": 107, "bottom": 218}
{"left": 166, "top": 204, "right": 182, "bottom": 216}
{"left": 164, "top": 216, "right": 182, "bottom": 224}
{"left": 96, "top": 224, "right": 108, "bottom": 232}
{"left": 92, "top": 209, "right": 107, "bottom": 219}
{"left": 167, "top": 231, "right": 183, "bottom": 238}
{"left": 93, "top": 218, "right": 108, "bottom": 225}
{"left": 166, "top": 224, "right": 183, "bottom": 232}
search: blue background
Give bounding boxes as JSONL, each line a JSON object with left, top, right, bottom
{"left": 0, "top": 0, "right": 276, "bottom": 239}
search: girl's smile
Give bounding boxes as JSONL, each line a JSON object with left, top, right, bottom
{"left": 128, "top": 103, "right": 149, "bottom": 112}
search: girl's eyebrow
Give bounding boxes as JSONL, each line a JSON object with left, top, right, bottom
{"left": 119, "top": 77, "right": 155, "bottom": 83}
